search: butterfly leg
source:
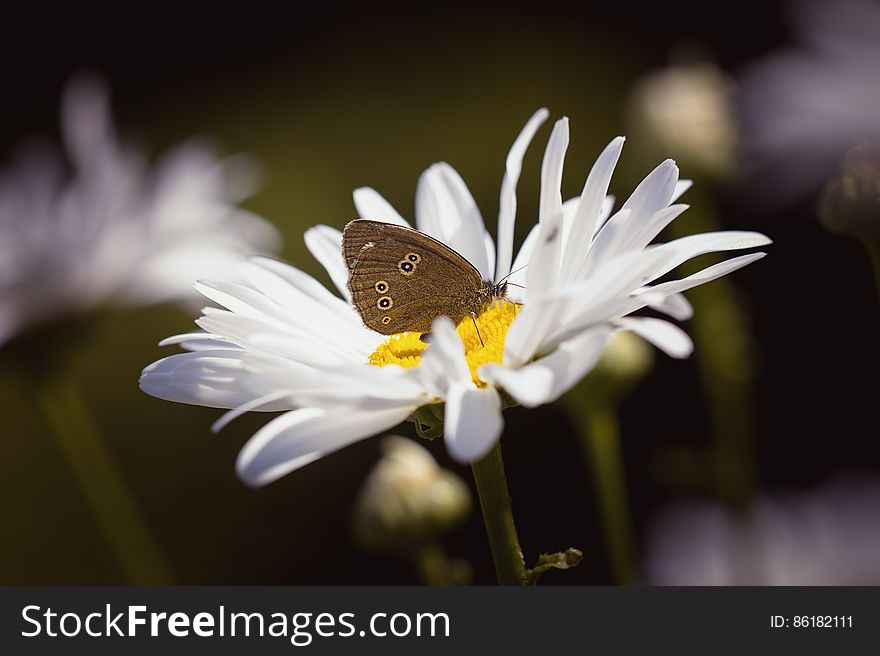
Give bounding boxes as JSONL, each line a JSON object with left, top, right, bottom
{"left": 470, "top": 312, "right": 484, "bottom": 347}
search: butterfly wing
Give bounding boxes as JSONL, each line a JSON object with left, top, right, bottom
{"left": 342, "top": 219, "right": 485, "bottom": 334}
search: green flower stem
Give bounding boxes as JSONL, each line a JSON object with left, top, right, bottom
{"left": 471, "top": 442, "right": 528, "bottom": 585}
{"left": 576, "top": 405, "right": 637, "bottom": 585}
{"left": 667, "top": 195, "right": 757, "bottom": 505}
{"left": 36, "top": 373, "right": 174, "bottom": 585}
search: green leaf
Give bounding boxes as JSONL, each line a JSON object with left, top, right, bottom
{"left": 527, "top": 548, "right": 583, "bottom": 585}
{"left": 409, "top": 404, "right": 444, "bottom": 440}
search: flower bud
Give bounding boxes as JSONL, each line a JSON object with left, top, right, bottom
{"left": 628, "top": 59, "right": 738, "bottom": 178}
{"left": 819, "top": 144, "right": 880, "bottom": 238}
{"left": 352, "top": 436, "right": 471, "bottom": 553}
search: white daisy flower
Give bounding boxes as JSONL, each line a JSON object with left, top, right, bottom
{"left": 738, "top": 0, "right": 880, "bottom": 206}
{"left": 0, "top": 75, "right": 280, "bottom": 347}
{"left": 141, "top": 108, "right": 770, "bottom": 487}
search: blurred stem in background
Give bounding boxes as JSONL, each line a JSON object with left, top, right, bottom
{"left": 412, "top": 544, "right": 470, "bottom": 587}
{"left": 666, "top": 190, "right": 758, "bottom": 507}
{"left": 561, "top": 332, "right": 653, "bottom": 585}
{"left": 570, "top": 402, "right": 637, "bottom": 585}
{"left": 819, "top": 144, "right": 880, "bottom": 306}
{"left": 626, "top": 57, "right": 758, "bottom": 507}
{"left": 35, "top": 371, "right": 174, "bottom": 585}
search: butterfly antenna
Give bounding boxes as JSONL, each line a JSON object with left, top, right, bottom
{"left": 497, "top": 264, "right": 528, "bottom": 284}
{"left": 471, "top": 312, "right": 484, "bottom": 347}
{"left": 506, "top": 283, "right": 527, "bottom": 289}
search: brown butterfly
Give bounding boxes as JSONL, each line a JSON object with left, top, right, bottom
{"left": 342, "top": 219, "right": 508, "bottom": 335}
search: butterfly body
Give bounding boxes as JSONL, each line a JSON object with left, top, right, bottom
{"left": 342, "top": 219, "right": 507, "bottom": 335}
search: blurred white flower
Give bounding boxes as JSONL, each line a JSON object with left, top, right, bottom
{"left": 628, "top": 59, "right": 738, "bottom": 178}
{"left": 141, "top": 108, "right": 769, "bottom": 487}
{"left": 645, "top": 474, "right": 880, "bottom": 585}
{"left": 0, "top": 75, "right": 280, "bottom": 346}
{"left": 353, "top": 436, "right": 471, "bottom": 552}
{"left": 738, "top": 0, "right": 880, "bottom": 206}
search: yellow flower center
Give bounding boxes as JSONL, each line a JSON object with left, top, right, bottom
{"left": 368, "top": 301, "right": 520, "bottom": 386}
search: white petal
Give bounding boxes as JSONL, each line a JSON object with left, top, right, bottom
{"left": 507, "top": 222, "right": 540, "bottom": 303}
{"left": 195, "top": 279, "right": 289, "bottom": 324}
{"left": 294, "top": 363, "right": 427, "bottom": 407}
{"left": 211, "top": 390, "right": 294, "bottom": 432}
{"left": 566, "top": 247, "right": 672, "bottom": 319}
{"left": 509, "top": 207, "right": 569, "bottom": 363}
{"left": 621, "top": 159, "right": 679, "bottom": 220}
{"left": 304, "top": 225, "right": 350, "bottom": 301}
{"left": 541, "top": 249, "right": 767, "bottom": 355}
{"left": 561, "top": 195, "right": 580, "bottom": 243}
{"left": 352, "top": 187, "right": 410, "bottom": 226}
{"left": 250, "top": 256, "right": 354, "bottom": 315}
{"left": 415, "top": 167, "right": 445, "bottom": 240}
{"left": 139, "top": 350, "right": 277, "bottom": 410}
{"left": 599, "top": 194, "right": 616, "bottom": 224}
{"left": 580, "top": 204, "right": 690, "bottom": 277}
{"left": 415, "top": 317, "right": 471, "bottom": 393}
{"left": 616, "top": 317, "right": 693, "bottom": 359}
{"left": 566, "top": 233, "right": 770, "bottom": 310}
{"left": 541, "top": 327, "right": 614, "bottom": 400}
{"left": 562, "top": 194, "right": 616, "bottom": 244}
{"left": 575, "top": 160, "right": 680, "bottom": 280}
{"left": 238, "top": 261, "right": 353, "bottom": 324}
{"left": 502, "top": 291, "right": 571, "bottom": 367}
{"left": 672, "top": 180, "right": 693, "bottom": 202}
{"left": 236, "top": 404, "right": 415, "bottom": 487}
{"left": 435, "top": 164, "right": 491, "bottom": 279}
{"left": 484, "top": 327, "right": 611, "bottom": 406}
{"left": 615, "top": 204, "right": 690, "bottom": 256}
{"left": 646, "top": 292, "right": 693, "bottom": 321}
{"left": 640, "top": 252, "right": 768, "bottom": 300}
{"left": 644, "top": 233, "right": 771, "bottom": 285}
{"left": 484, "top": 231, "right": 496, "bottom": 283}
{"left": 158, "top": 331, "right": 234, "bottom": 351}
{"left": 444, "top": 382, "right": 503, "bottom": 463}
{"left": 518, "top": 248, "right": 673, "bottom": 356}
{"left": 479, "top": 361, "right": 554, "bottom": 408}
{"left": 194, "top": 281, "right": 367, "bottom": 359}
{"left": 573, "top": 208, "right": 631, "bottom": 279}
{"left": 235, "top": 260, "right": 373, "bottom": 353}
{"left": 415, "top": 163, "right": 490, "bottom": 279}
{"left": 539, "top": 118, "right": 569, "bottom": 225}
{"left": 495, "top": 108, "right": 550, "bottom": 280}
{"left": 242, "top": 329, "right": 369, "bottom": 368}
{"left": 559, "top": 136, "right": 625, "bottom": 280}
{"left": 526, "top": 207, "right": 565, "bottom": 296}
